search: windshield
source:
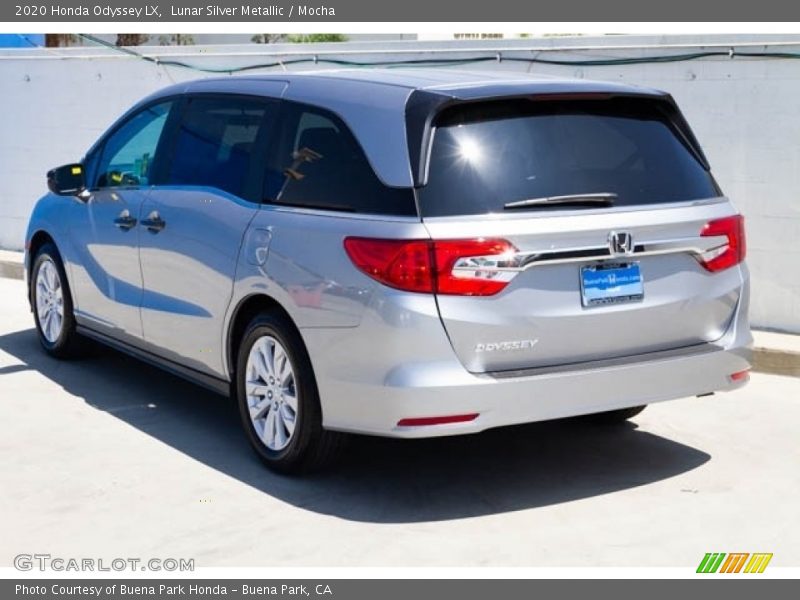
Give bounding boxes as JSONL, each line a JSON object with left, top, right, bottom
{"left": 417, "top": 97, "right": 719, "bottom": 217}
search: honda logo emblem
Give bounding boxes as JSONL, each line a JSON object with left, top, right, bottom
{"left": 608, "top": 231, "right": 634, "bottom": 256}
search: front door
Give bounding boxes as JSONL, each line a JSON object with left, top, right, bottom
{"left": 68, "top": 100, "right": 175, "bottom": 343}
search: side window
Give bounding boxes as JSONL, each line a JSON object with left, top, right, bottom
{"left": 268, "top": 103, "right": 417, "bottom": 216}
{"left": 165, "top": 96, "right": 268, "bottom": 199}
{"left": 95, "top": 101, "right": 172, "bottom": 189}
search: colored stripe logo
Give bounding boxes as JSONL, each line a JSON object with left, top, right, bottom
{"left": 697, "top": 553, "right": 773, "bottom": 573}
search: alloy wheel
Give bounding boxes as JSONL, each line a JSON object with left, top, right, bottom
{"left": 244, "top": 335, "right": 298, "bottom": 451}
{"left": 35, "top": 258, "right": 64, "bottom": 343}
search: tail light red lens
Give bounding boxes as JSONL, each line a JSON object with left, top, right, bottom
{"left": 343, "top": 238, "right": 433, "bottom": 294}
{"left": 730, "top": 369, "right": 750, "bottom": 382}
{"left": 344, "top": 237, "right": 515, "bottom": 296}
{"left": 699, "top": 215, "right": 746, "bottom": 272}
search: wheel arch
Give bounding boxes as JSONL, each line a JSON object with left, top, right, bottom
{"left": 225, "top": 293, "right": 304, "bottom": 381}
{"left": 27, "top": 230, "right": 59, "bottom": 306}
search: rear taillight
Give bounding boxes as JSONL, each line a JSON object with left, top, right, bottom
{"left": 343, "top": 237, "right": 516, "bottom": 296}
{"left": 699, "top": 214, "right": 746, "bottom": 272}
{"left": 730, "top": 369, "right": 750, "bottom": 383}
{"left": 433, "top": 239, "right": 516, "bottom": 295}
{"left": 343, "top": 238, "right": 433, "bottom": 293}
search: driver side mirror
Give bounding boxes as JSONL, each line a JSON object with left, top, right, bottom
{"left": 47, "top": 163, "right": 86, "bottom": 196}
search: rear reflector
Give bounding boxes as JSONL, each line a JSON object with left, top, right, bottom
{"left": 344, "top": 237, "right": 516, "bottom": 296}
{"left": 699, "top": 214, "right": 746, "bottom": 272}
{"left": 397, "top": 414, "right": 479, "bottom": 427}
{"left": 730, "top": 369, "right": 750, "bottom": 382}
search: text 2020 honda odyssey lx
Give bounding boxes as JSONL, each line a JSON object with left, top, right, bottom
{"left": 26, "top": 70, "right": 752, "bottom": 472}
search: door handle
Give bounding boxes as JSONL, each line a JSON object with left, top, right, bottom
{"left": 113, "top": 211, "right": 137, "bottom": 231}
{"left": 141, "top": 211, "right": 166, "bottom": 233}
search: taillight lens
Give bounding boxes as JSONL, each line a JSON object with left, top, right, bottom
{"left": 699, "top": 215, "right": 746, "bottom": 272}
{"left": 343, "top": 238, "right": 433, "bottom": 294}
{"left": 730, "top": 369, "right": 750, "bottom": 383}
{"left": 433, "top": 239, "right": 516, "bottom": 295}
{"left": 344, "top": 237, "right": 516, "bottom": 296}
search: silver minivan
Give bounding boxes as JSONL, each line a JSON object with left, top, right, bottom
{"left": 26, "top": 70, "right": 752, "bottom": 472}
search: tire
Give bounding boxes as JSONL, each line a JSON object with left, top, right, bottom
{"left": 235, "top": 311, "right": 346, "bottom": 474}
{"left": 585, "top": 405, "right": 647, "bottom": 424}
{"left": 30, "top": 242, "right": 85, "bottom": 359}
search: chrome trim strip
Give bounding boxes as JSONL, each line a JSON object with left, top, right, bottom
{"left": 451, "top": 235, "right": 729, "bottom": 274}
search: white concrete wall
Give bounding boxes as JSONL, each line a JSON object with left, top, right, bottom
{"left": 1, "top": 34, "right": 798, "bottom": 332}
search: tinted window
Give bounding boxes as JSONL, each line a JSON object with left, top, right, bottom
{"left": 95, "top": 101, "right": 172, "bottom": 189}
{"left": 166, "top": 96, "right": 268, "bottom": 198}
{"left": 267, "top": 103, "right": 416, "bottom": 216}
{"left": 418, "top": 98, "right": 719, "bottom": 217}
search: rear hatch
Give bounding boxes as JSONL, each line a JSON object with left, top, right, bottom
{"left": 417, "top": 95, "right": 745, "bottom": 373}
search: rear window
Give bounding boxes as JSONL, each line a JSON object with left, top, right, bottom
{"left": 418, "top": 97, "right": 719, "bottom": 217}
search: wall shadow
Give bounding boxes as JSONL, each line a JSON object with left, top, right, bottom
{"left": 0, "top": 327, "right": 710, "bottom": 524}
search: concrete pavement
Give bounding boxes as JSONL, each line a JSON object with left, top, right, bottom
{"left": 0, "top": 276, "right": 798, "bottom": 568}
{"left": 0, "top": 249, "right": 23, "bottom": 280}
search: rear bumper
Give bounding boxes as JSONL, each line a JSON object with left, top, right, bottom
{"left": 304, "top": 272, "right": 752, "bottom": 438}
{"left": 322, "top": 340, "right": 750, "bottom": 438}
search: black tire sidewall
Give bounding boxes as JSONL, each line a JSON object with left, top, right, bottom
{"left": 235, "top": 313, "right": 322, "bottom": 472}
{"left": 31, "top": 244, "right": 76, "bottom": 355}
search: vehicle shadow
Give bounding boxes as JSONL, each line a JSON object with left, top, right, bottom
{"left": 0, "top": 327, "right": 710, "bottom": 524}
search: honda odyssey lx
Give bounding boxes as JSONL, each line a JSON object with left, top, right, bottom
{"left": 26, "top": 70, "right": 752, "bottom": 472}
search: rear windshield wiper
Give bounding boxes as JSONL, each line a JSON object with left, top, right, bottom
{"left": 504, "top": 193, "right": 617, "bottom": 209}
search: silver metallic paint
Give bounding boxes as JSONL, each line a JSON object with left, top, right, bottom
{"left": 24, "top": 70, "right": 752, "bottom": 439}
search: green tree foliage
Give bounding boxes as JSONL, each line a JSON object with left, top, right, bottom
{"left": 288, "top": 34, "right": 348, "bottom": 43}
{"left": 251, "top": 34, "right": 289, "bottom": 44}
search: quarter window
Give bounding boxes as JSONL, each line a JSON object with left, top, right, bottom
{"left": 267, "top": 103, "right": 417, "bottom": 216}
